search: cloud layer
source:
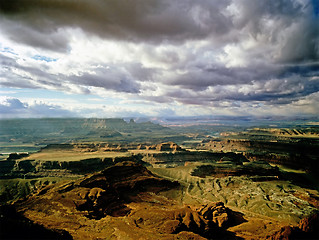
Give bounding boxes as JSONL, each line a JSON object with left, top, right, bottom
{"left": 0, "top": 0, "right": 318, "bottom": 117}
{"left": 0, "top": 97, "right": 75, "bottom": 118}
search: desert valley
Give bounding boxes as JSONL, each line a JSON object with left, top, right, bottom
{"left": 0, "top": 118, "right": 318, "bottom": 240}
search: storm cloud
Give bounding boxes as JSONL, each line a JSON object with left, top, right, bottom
{"left": 0, "top": 0, "right": 234, "bottom": 44}
{"left": 0, "top": 0, "right": 318, "bottom": 117}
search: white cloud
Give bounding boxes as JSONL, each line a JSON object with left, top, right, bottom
{"left": 0, "top": 96, "right": 75, "bottom": 118}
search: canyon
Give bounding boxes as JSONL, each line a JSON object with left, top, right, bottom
{"left": 0, "top": 119, "right": 318, "bottom": 239}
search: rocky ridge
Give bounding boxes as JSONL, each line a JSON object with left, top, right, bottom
{"left": 12, "top": 162, "right": 240, "bottom": 240}
{"left": 200, "top": 139, "right": 319, "bottom": 175}
{"left": 2, "top": 159, "right": 318, "bottom": 239}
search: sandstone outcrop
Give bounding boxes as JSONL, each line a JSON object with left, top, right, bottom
{"left": 12, "top": 162, "right": 239, "bottom": 239}
{"left": 71, "top": 161, "right": 180, "bottom": 219}
{"left": 0, "top": 204, "right": 72, "bottom": 240}
{"left": 129, "top": 203, "right": 235, "bottom": 239}
{"left": 40, "top": 142, "right": 185, "bottom": 153}
{"left": 298, "top": 212, "right": 319, "bottom": 237}
{"left": 201, "top": 139, "right": 319, "bottom": 175}
{"left": 267, "top": 214, "right": 319, "bottom": 240}
{"left": 267, "top": 226, "right": 305, "bottom": 240}
{"left": 142, "top": 151, "right": 246, "bottom": 168}
{"left": 152, "top": 142, "right": 184, "bottom": 152}
{"left": 0, "top": 155, "right": 144, "bottom": 179}
{"left": 198, "top": 202, "right": 230, "bottom": 228}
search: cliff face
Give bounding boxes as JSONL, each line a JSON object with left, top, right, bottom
{"left": 142, "top": 151, "right": 246, "bottom": 167}
{"left": 147, "top": 142, "right": 184, "bottom": 151}
{"left": 191, "top": 160, "right": 281, "bottom": 178}
{"left": 0, "top": 153, "right": 144, "bottom": 203}
{"left": 0, "top": 143, "right": 246, "bottom": 203}
{"left": 202, "top": 139, "right": 319, "bottom": 174}
{"left": 1, "top": 142, "right": 247, "bottom": 178}
{"left": 0, "top": 155, "right": 144, "bottom": 179}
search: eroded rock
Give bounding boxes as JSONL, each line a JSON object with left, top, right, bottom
{"left": 12, "top": 162, "right": 239, "bottom": 239}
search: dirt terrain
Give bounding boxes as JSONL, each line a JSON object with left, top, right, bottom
{"left": 0, "top": 127, "right": 318, "bottom": 239}
{"left": 1, "top": 161, "right": 317, "bottom": 240}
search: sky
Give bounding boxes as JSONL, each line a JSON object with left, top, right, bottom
{"left": 0, "top": 0, "right": 319, "bottom": 119}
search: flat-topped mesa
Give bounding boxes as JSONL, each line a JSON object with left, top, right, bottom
{"left": 39, "top": 142, "right": 184, "bottom": 153}
{"left": 147, "top": 142, "right": 184, "bottom": 152}
{"left": 201, "top": 138, "right": 319, "bottom": 174}
{"left": 7, "top": 152, "right": 29, "bottom": 161}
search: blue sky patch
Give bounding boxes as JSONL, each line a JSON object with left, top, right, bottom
{"left": 32, "top": 55, "right": 57, "bottom": 62}
{"left": 313, "top": 0, "right": 319, "bottom": 17}
{"left": 0, "top": 46, "right": 17, "bottom": 55}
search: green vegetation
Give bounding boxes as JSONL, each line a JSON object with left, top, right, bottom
{"left": 0, "top": 177, "right": 77, "bottom": 204}
{"left": 0, "top": 118, "right": 186, "bottom": 153}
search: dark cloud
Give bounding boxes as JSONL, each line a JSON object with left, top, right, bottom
{"left": 124, "top": 63, "right": 158, "bottom": 82}
{"left": 163, "top": 61, "right": 319, "bottom": 93}
{"left": 163, "top": 65, "right": 270, "bottom": 90}
{"left": 0, "top": 0, "right": 233, "bottom": 47}
{"left": 69, "top": 66, "right": 141, "bottom": 93}
{"left": 159, "top": 72, "right": 319, "bottom": 106}
{"left": 0, "top": 0, "right": 317, "bottom": 63}
{"left": 230, "top": 0, "right": 319, "bottom": 64}
{"left": 278, "top": 19, "right": 319, "bottom": 63}
{"left": 0, "top": 0, "right": 317, "bottom": 61}
{"left": 0, "top": 0, "right": 318, "bottom": 116}
{"left": 0, "top": 55, "right": 142, "bottom": 94}
{"left": 231, "top": 0, "right": 305, "bottom": 29}
{"left": 1, "top": 19, "right": 70, "bottom": 52}
{"left": 279, "top": 63, "right": 318, "bottom": 77}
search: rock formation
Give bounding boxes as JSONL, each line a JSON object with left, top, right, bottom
{"left": 201, "top": 138, "right": 319, "bottom": 175}
{"left": 12, "top": 162, "right": 239, "bottom": 239}
{"left": 267, "top": 213, "right": 319, "bottom": 240}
